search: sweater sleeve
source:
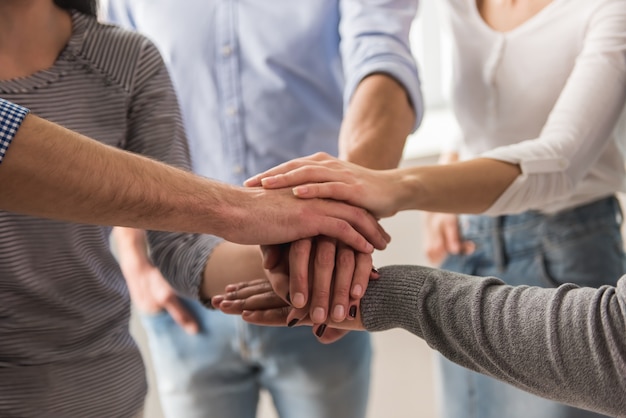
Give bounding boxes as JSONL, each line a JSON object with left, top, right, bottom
{"left": 360, "top": 265, "right": 626, "bottom": 417}
{"left": 123, "top": 39, "right": 223, "bottom": 298}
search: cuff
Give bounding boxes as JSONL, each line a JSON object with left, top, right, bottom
{"left": 0, "top": 99, "right": 30, "bottom": 164}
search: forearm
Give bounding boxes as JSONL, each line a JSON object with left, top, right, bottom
{"left": 112, "top": 227, "right": 152, "bottom": 276}
{"left": 361, "top": 265, "right": 626, "bottom": 416}
{"left": 394, "top": 158, "right": 521, "bottom": 214}
{"left": 339, "top": 74, "right": 415, "bottom": 169}
{"left": 0, "top": 113, "right": 249, "bottom": 236}
{"left": 201, "top": 242, "right": 265, "bottom": 298}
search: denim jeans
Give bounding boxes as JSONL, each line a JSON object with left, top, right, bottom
{"left": 438, "top": 196, "right": 625, "bottom": 418}
{"left": 140, "top": 298, "right": 371, "bottom": 418}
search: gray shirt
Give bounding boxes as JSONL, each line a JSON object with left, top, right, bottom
{"left": 361, "top": 265, "right": 626, "bottom": 417}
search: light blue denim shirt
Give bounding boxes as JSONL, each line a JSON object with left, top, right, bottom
{"left": 105, "top": 0, "right": 423, "bottom": 185}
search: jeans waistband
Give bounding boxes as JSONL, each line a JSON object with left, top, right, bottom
{"left": 459, "top": 195, "right": 622, "bottom": 235}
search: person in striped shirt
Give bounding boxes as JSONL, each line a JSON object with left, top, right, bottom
{"left": 0, "top": 2, "right": 386, "bottom": 417}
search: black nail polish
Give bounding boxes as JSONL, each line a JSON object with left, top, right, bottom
{"left": 315, "top": 324, "right": 327, "bottom": 338}
{"left": 371, "top": 267, "right": 379, "bottom": 274}
{"left": 287, "top": 318, "right": 299, "bottom": 328}
{"left": 349, "top": 305, "right": 357, "bottom": 318}
{"left": 285, "top": 292, "right": 291, "bottom": 304}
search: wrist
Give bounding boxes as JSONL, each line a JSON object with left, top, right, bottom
{"left": 394, "top": 168, "right": 422, "bottom": 212}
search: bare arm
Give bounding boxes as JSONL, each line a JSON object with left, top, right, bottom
{"left": 0, "top": 114, "right": 387, "bottom": 252}
{"left": 339, "top": 74, "right": 415, "bottom": 169}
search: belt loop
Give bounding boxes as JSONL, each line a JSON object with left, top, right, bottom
{"left": 492, "top": 216, "right": 508, "bottom": 273}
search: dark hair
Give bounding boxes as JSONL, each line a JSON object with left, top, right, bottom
{"left": 53, "top": 0, "right": 98, "bottom": 17}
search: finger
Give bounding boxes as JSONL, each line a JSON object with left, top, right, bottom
{"left": 223, "top": 281, "right": 274, "bottom": 301}
{"left": 289, "top": 238, "right": 312, "bottom": 308}
{"left": 315, "top": 327, "right": 351, "bottom": 344}
{"left": 443, "top": 220, "right": 462, "bottom": 255}
{"left": 218, "top": 291, "right": 287, "bottom": 314}
{"left": 224, "top": 278, "right": 269, "bottom": 293}
{"left": 261, "top": 244, "right": 284, "bottom": 270}
{"left": 244, "top": 152, "right": 335, "bottom": 187}
{"left": 166, "top": 298, "right": 199, "bottom": 335}
{"left": 350, "top": 251, "right": 372, "bottom": 301}
{"left": 317, "top": 201, "right": 387, "bottom": 251}
{"left": 309, "top": 237, "right": 336, "bottom": 324}
{"left": 241, "top": 307, "right": 293, "bottom": 326}
{"left": 261, "top": 165, "right": 348, "bottom": 190}
{"left": 330, "top": 243, "right": 354, "bottom": 322}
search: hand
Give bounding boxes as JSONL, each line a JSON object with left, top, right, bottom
{"left": 212, "top": 280, "right": 364, "bottom": 344}
{"left": 232, "top": 187, "right": 391, "bottom": 253}
{"left": 244, "top": 153, "right": 405, "bottom": 219}
{"left": 124, "top": 263, "right": 199, "bottom": 335}
{"left": 261, "top": 239, "right": 379, "bottom": 324}
{"left": 424, "top": 212, "right": 475, "bottom": 266}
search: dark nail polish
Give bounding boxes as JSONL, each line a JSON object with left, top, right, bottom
{"left": 287, "top": 318, "right": 299, "bottom": 328}
{"left": 349, "top": 305, "right": 357, "bottom": 318}
{"left": 371, "top": 267, "right": 379, "bottom": 274}
{"left": 285, "top": 292, "right": 291, "bottom": 304}
{"left": 315, "top": 324, "right": 327, "bottom": 338}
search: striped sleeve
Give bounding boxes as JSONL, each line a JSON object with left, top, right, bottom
{"left": 0, "top": 98, "right": 29, "bottom": 164}
{"left": 123, "top": 39, "right": 224, "bottom": 298}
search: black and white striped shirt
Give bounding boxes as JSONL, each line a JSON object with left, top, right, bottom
{"left": 0, "top": 12, "right": 221, "bottom": 417}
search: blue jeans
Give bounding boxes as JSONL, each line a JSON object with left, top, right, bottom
{"left": 140, "top": 299, "right": 371, "bottom": 418}
{"left": 438, "top": 196, "right": 625, "bottom": 418}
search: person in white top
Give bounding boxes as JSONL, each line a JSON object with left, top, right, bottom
{"left": 246, "top": 0, "right": 626, "bottom": 417}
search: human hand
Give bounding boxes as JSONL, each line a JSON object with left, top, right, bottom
{"left": 232, "top": 187, "right": 390, "bottom": 254}
{"left": 212, "top": 279, "right": 364, "bottom": 344}
{"left": 261, "top": 240, "right": 379, "bottom": 324}
{"left": 244, "top": 153, "right": 407, "bottom": 219}
{"left": 425, "top": 212, "right": 475, "bottom": 265}
{"left": 123, "top": 263, "right": 199, "bottom": 334}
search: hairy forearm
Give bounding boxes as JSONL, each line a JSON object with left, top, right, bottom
{"left": 394, "top": 158, "right": 521, "bottom": 214}
{"left": 202, "top": 243, "right": 265, "bottom": 298}
{"left": 0, "top": 113, "right": 242, "bottom": 236}
{"left": 339, "top": 74, "right": 415, "bottom": 169}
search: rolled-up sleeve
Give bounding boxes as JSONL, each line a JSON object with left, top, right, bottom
{"left": 481, "top": 0, "right": 626, "bottom": 215}
{"left": 0, "top": 99, "right": 29, "bottom": 165}
{"left": 339, "top": 0, "right": 423, "bottom": 131}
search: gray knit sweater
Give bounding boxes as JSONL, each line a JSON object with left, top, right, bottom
{"left": 361, "top": 265, "right": 626, "bottom": 417}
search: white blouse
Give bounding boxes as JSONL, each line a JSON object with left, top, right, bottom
{"left": 446, "top": 0, "right": 626, "bottom": 215}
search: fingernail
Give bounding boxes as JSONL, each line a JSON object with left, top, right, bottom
{"left": 285, "top": 292, "right": 291, "bottom": 304}
{"left": 371, "top": 267, "right": 379, "bottom": 274}
{"left": 293, "top": 186, "right": 308, "bottom": 196}
{"left": 352, "top": 284, "right": 363, "bottom": 298}
{"left": 315, "top": 324, "right": 327, "bottom": 338}
{"left": 349, "top": 305, "right": 357, "bottom": 318}
{"left": 287, "top": 318, "right": 300, "bottom": 328}
{"left": 293, "top": 292, "right": 306, "bottom": 308}
{"left": 312, "top": 307, "right": 325, "bottom": 323}
{"left": 332, "top": 305, "right": 345, "bottom": 320}
{"left": 212, "top": 295, "right": 224, "bottom": 305}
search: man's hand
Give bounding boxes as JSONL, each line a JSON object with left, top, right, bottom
{"left": 228, "top": 186, "right": 391, "bottom": 253}
{"left": 113, "top": 227, "right": 198, "bottom": 334}
{"left": 125, "top": 264, "right": 199, "bottom": 335}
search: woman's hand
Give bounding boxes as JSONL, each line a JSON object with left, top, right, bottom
{"left": 260, "top": 241, "right": 378, "bottom": 324}
{"left": 245, "top": 152, "right": 409, "bottom": 219}
{"left": 424, "top": 213, "right": 475, "bottom": 265}
{"left": 212, "top": 279, "right": 366, "bottom": 344}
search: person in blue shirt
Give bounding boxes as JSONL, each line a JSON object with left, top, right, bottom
{"left": 105, "top": 1, "right": 422, "bottom": 417}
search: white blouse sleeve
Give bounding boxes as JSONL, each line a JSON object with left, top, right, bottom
{"left": 482, "top": 0, "right": 626, "bottom": 215}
